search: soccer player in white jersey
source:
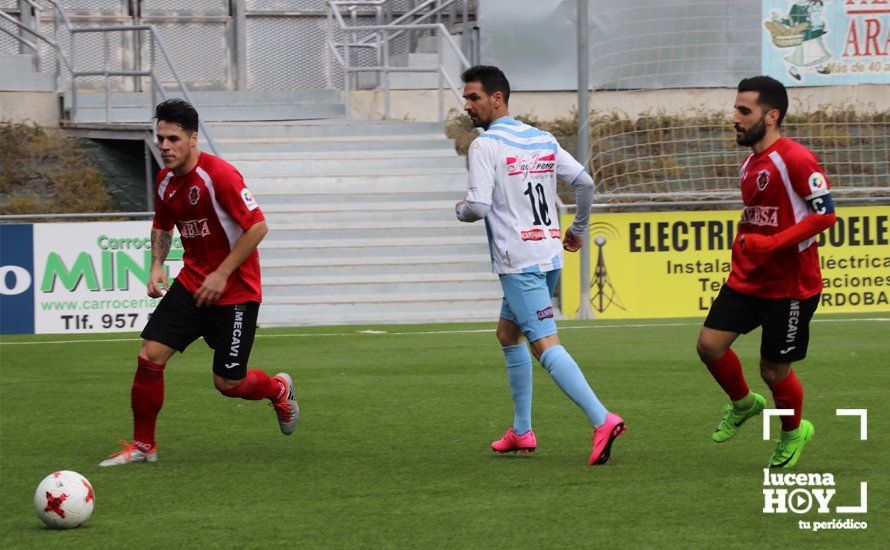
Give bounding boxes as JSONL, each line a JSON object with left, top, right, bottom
{"left": 455, "top": 66, "right": 626, "bottom": 465}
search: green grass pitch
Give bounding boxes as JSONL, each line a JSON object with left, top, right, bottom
{"left": 1, "top": 314, "right": 887, "bottom": 548}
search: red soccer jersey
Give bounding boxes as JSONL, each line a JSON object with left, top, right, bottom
{"left": 153, "top": 152, "right": 265, "bottom": 304}
{"left": 727, "top": 137, "right": 831, "bottom": 300}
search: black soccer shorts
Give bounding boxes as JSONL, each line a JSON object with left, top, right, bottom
{"left": 704, "top": 284, "right": 820, "bottom": 363}
{"left": 141, "top": 280, "right": 260, "bottom": 380}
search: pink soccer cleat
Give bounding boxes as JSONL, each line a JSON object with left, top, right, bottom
{"left": 589, "top": 413, "right": 626, "bottom": 465}
{"left": 491, "top": 428, "right": 537, "bottom": 454}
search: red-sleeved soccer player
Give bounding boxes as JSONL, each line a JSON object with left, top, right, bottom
{"left": 100, "top": 99, "right": 299, "bottom": 466}
{"left": 696, "top": 76, "right": 836, "bottom": 469}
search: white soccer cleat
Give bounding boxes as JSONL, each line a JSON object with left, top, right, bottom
{"left": 99, "top": 440, "right": 158, "bottom": 467}
{"left": 271, "top": 373, "right": 300, "bottom": 435}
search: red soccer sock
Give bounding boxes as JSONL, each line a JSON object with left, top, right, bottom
{"left": 767, "top": 369, "right": 803, "bottom": 432}
{"left": 218, "top": 370, "right": 284, "bottom": 401}
{"left": 132, "top": 356, "right": 165, "bottom": 450}
{"left": 704, "top": 349, "right": 751, "bottom": 402}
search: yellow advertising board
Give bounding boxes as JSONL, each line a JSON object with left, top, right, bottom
{"left": 560, "top": 206, "right": 890, "bottom": 319}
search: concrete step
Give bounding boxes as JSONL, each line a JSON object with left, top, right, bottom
{"left": 262, "top": 271, "right": 500, "bottom": 297}
{"left": 216, "top": 137, "right": 455, "bottom": 154}
{"left": 223, "top": 148, "right": 458, "bottom": 161}
{"left": 234, "top": 155, "right": 465, "bottom": 175}
{"left": 258, "top": 297, "right": 503, "bottom": 327}
{"left": 262, "top": 254, "right": 492, "bottom": 277}
{"left": 260, "top": 246, "right": 492, "bottom": 263}
{"left": 405, "top": 52, "right": 461, "bottom": 69}
{"left": 262, "top": 221, "right": 481, "bottom": 240}
{"left": 0, "top": 70, "right": 55, "bottom": 92}
{"left": 393, "top": 52, "right": 462, "bottom": 82}
{"left": 387, "top": 48, "right": 462, "bottom": 89}
{"left": 100, "top": 101, "right": 490, "bottom": 326}
{"left": 245, "top": 174, "right": 466, "bottom": 194}
{"left": 261, "top": 200, "right": 459, "bottom": 224}
{"left": 263, "top": 200, "right": 455, "bottom": 212}
{"left": 261, "top": 247, "right": 491, "bottom": 264}
{"left": 0, "top": 54, "right": 36, "bottom": 73}
{"left": 241, "top": 165, "right": 466, "bottom": 178}
{"left": 416, "top": 35, "right": 443, "bottom": 54}
{"left": 254, "top": 190, "right": 461, "bottom": 203}
{"left": 69, "top": 103, "right": 346, "bottom": 123}
{"left": 388, "top": 35, "right": 464, "bottom": 90}
{"left": 208, "top": 120, "right": 445, "bottom": 139}
{"left": 262, "top": 289, "right": 500, "bottom": 306}
{"left": 259, "top": 236, "right": 490, "bottom": 259}
{"left": 388, "top": 71, "right": 455, "bottom": 90}
{"left": 63, "top": 89, "right": 341, "bottom": 108}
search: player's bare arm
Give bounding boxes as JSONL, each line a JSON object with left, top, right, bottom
{"left": 147, "top": 228, "right": 173, "bottom": 297}
{"left": 195, "top": 221, "right": 269, "bottom": 307}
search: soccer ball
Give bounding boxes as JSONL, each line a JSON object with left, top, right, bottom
{"left": 34, "top": 471, "right": 95, "bottom": 529}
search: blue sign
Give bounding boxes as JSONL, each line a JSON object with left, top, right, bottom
{"left": 0, "top": 224, "right": 35, "bottom": 334}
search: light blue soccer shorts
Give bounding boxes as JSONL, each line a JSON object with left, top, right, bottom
{"left": 498, "top": 269, "right": 561, "bottom": 343}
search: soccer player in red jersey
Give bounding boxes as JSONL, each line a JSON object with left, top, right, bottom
{"left": 696, "top": 76, "right": 836, "bottom": 469}
{"left": 100, "top": 100, "right": 298, "bottom": 466}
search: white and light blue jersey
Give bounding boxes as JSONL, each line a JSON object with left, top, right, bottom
{"left": 465, "top": 116, "right": 585, "bottom": 274}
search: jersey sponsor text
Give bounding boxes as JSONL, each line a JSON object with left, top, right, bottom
{"left": 786, "top": 300, "right": 800, "bottom": 344}
{"left": 521, "top": 228, "right": 546, "bottom": 241}
{"left": 740, "top": 206, "right": 780, "bottom": 227}
{"left": 507, "top": 153, "right": 557, "bottom": 176}
{"left": 180, "top": 218, "right": 210, "bottom": 238}
{"left": 230, "top": 308, "right": 244, "bottom": 357}
{"left": 537, "top": 306, "right": 554, "bottom": 320}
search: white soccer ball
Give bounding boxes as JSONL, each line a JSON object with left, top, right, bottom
{"left": 34, "top": 471, "right": 95, "bottom": 529}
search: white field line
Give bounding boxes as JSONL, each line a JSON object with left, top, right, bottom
{"left": 0, "top": 317, "right": 887, "bottom": 346}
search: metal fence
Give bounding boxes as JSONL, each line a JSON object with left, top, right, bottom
{"left": 579, "top": 0, "right": 890, "bottom": 203}
{"left": 325, "top": 0, "right": 472, "bottom": 120}
{"left": 1, "top": 0, "right": 474, "bottom": 91}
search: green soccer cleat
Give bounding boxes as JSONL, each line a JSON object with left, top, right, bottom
{"left": 768, "top": 419, "right": 814, "bottom": 469}
{"left": 711, "top": 392, "right": 766, "bottom": 443}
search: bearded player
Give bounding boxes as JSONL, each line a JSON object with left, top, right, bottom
{"left": 100, "top": 99, "right": 298, "bottom": 466}
{"left": 696, "top": 76, "right": 836, "bottom": 469}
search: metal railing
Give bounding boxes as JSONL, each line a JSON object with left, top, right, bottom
{"left": 0, "top": 0, "right": 218, "bottom": 156}
{"left": 0, "top": 4, "right": 70, "bottom": 91}
{"left": 326, "top": 0, "right": 472, "bottom": 121}
{"left": 352, "top": 0, "right": 474, "bottom": 60}
{"left": 0, "top": 212, "right": 153, "bottom": 221}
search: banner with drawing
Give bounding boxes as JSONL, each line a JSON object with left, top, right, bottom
{"left": 762, "top": 0, "right": 890, "bottom": 85}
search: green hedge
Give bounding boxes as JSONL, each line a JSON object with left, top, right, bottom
{"left": 1, "top": 121, "right": 115, "bottom": 217}
{"left": 445, "top": 108, "right": 890, "bottom": 200}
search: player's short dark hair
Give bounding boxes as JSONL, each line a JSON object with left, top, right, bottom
{"left": 737, "top": 76, "right": 788, "bottom": 127}
{"left": 461, "top": 65, "right": 510, "bottom": 105}
{"left": 155, "top": 98, "right": 199, "bottom": 133}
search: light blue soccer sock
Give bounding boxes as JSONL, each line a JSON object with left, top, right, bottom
{"left": 540, "top": 345, "right": 608, "bottom": 427}
{"left": 503, "top": 344, "right": 533, "bottom": 435}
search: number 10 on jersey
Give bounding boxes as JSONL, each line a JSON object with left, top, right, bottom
{"left": 524, "top": 181, "right": 551, "bottom": 226}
